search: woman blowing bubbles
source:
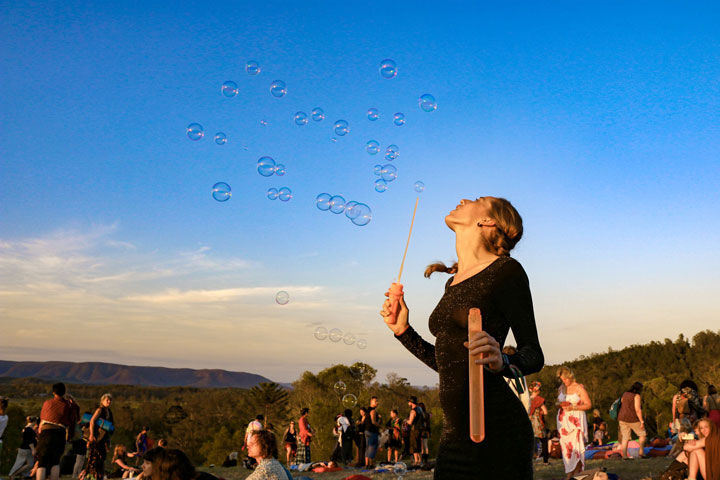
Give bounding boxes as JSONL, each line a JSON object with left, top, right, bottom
{"left": 381, "top": 196, "right": 544, "bottom": 479}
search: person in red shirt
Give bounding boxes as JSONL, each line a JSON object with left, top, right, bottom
{"left": 297, "top": 408, "right": 313, "bottom": 464}
{"left": 36, "top": 383, "right": 78, "bottom": 480}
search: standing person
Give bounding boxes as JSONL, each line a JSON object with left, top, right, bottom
{"left": 406, "top": 397, "right": 425, "bottom": 466}
{"left": 385, "top": 410, "right": 402, "bottom": 464}
{"left": 704, "top": 385, "right": 720, "bottom": 429}
{"left": 0, "top": 397, "right": 9, "bottom": 472}
{"left": 297, "top": 408, "right": 312, "bottom": 465}
{"left": 36, "top": 383, "right": 79, "bottom": 480}
{"left": 364, "top": 397, "right": 381, "bottom": 468}
{"left": 70, "top": 435, "right": 87, "bottom": 480}
{"left": 281, "top": 421, "right": 297, "bottom": 465}
{"left": 243, "top": 415, "right": 264, "bottom": 468}
{"left": 9, "top": 416, "right": 39, "bottom": 480}
{"left": 84, "top": 393, "right": 115, "bottom": 480}
{"left": 334, "top": 410, "right": 353, "bottom": 465}
{"left": 618, "top": 382, "right": 647, "bottom": 459}
{"left": 418, "top": 402, "right": 431, "bottom": 465}
{"left": 673, "top": 380, "right": 706, "bottom": 432}
{"left": 556, "top": 366, "right": 591, "bottom": 480}
{"left": 528, "top": 381, "right": 548, "bottom": 464}
{"left": 135, "top": 426, "right": 149, "bottom": 463}
{"left": 381, "top": 196, "right": 544, "bottom": 478}
{"left": 354, "top": 407, "right": 366, "bottom": 467}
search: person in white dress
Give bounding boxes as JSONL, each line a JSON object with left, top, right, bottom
{"left": 556, "top": 366, "right": 592, "bottom": 480}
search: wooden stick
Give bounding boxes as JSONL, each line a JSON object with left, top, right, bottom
{"left": 468, "top": 308, "right": 485, "bottom": 443}
{"left": 387, "top": 197, "right": 419, "bottom": 324}
{"left": 397, "top": 197, "right": 419, "bottom": 284}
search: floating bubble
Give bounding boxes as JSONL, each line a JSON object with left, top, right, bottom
{"left": 331, "top": 138, "right": 337, "bottom": 143}
{"left": 375, "top": 179, "right": 388, "bottom": 193}
{"left": 333, "top": 120, "right": 349, "bottom": 136}
{"left": 349, "top": 361, "right": 366, "bottom": 377}
{"left": 419, "top": 93, "right": 437, "bottom": 112}
{"left": 414, "top": 181, "right": 425, "bottom": 193}
{"left": 278, "top": 187, "right": 292, "bottom": 202}
{"left": 334, "top": 381, "right": 347, "bottom": 395}
{"left": 367, "top": 108, "right": 379, "bottom": 121}
{"left": 344, "top": 201, "right": 360, "bottom": 219}
{"left": 379, "top": 59, "right": 397, "bottom": 79}
{"left": 214, "top": 132, "right": 227, "bottom": 145}
{"left": 257, "top": 157, "right": 276, "bottom": 177}
{"left": 373, "top": 165, "right": 383, "bottom": 176}
{"left": 211, "top": 182, "right": 231, "bottom": 202}
{"left": 275, "top": 291, "right": 289, "bottom": 305}
{"left": 267, "top": 188, "right": 279, "bottom": 200}
{"left": 316, "top": 193, "right": 332, "bottom": 211}
{"left": 187, "top": 123, "right": 204, "bottom": 141}
{"left": 366, "top": 140, "right": 380, "bottom": 155}
{"left": 351, "top": 204, "right": 372, "bottom": 226}
{"left": 343, "top": 332, "right": 356, "bottom": 345}
{"left": 246, "top": 61, "right": 260, "bottom": 75}
{"left": 381, "top": 164, "right": 398, "bottom": 182}
{"left": 270, "top": 80, "right": 287, "bottom": 97}
{"left": 314, "top": 326, "right": 328, "bottom": 340}
{"left": 357, "top": 339, "right": 368, "bottom": 349}
{"left": 274, "top": 164, "right": 286, "bottom": 176}
{"left": 221, "top": 81, "right": 238, "bottom": 97}
{"left": 329, "top": 195, "right": 346, "bottom": 214}
{"left": 311, "top": 107, "right": 325, "bottom": 122}
{"left": 294, "top": 111, "right": 308, "bottom": 126}
{"left": 342, "top": 394, "right": 358, "bottom": 408}
{"left": 329, "top": 328, "right": 343, "bottom": 342}
{"left": 385, "top": 145, "right": 399, "bottom": 161}
{"left": 260, "top": 120, "right": 268, "bottom": 126}
{"left": 393, "top": 462, "right": 408, "bottom": 475}
{"left": 393, "top": 113, "right": 405, "bottom": 126}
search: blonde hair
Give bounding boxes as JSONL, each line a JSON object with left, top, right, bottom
{"left": 425, "top": 196, "right": 523, "bottom": 277}
{"left": 556, "top": 366, "right": 575, "bottom": 382}
{"left": 101, "top": 393, "right": 112, "bottom": 401}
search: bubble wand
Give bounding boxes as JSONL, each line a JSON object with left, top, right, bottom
{"left": 468, "top": 307, "right": 485, "bottom": 442}
{"left": 386, "top": 197, "right": 419, "bottom": 324}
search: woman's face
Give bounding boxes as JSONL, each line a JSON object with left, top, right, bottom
{"left": 141, "top": 460, "right": 153, "bottom": 478}
{"left": 247, "top": 434, "right": 262, "bottom": 460}
{"left": 445, "top": 197, "right": 492, "bottom": 231}
{"left": 559, "top": 375, "right": 573, "bottom": 387}
{"left": 101, "top": 397, "right": 112, "bottom": 408}
{"left": 698, "top": 421, "right": 711, "bottom": 438}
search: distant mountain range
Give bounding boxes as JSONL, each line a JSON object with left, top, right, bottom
{"left": 0, "top": 360, "right": 276, "bottom": 389}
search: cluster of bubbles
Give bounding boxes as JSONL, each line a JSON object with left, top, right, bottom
{"left": 211, "top": 182, "right": 231, "bottom": 202}
{"left": 293, "top": 108, "right": 326, "bottom": 126}
{"left": 257, "top": 157, "right": 286, "bottom": 177}
{"left": 267, "top": 188, "right": 292, "bottom": 202}
{"left": 316, "top": 194, "right": 372, "bottom": 227}
{"left": 313, "top": 327, "right": 367, "bottom": 349}
{"left": 275, "top": 291, "right": 289, "bottom": 305}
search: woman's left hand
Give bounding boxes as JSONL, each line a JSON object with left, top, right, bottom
{"left": 464, "top": 331, "right": 503, "bottom": 372}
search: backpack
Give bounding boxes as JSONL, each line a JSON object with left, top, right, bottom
{"left": 677, "top": 394, "right": 691, "bottom": 415}
{"left": 608, "top": 396, "right": 622, "bottom": 421}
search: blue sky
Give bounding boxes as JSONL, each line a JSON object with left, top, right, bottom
{"left": 1, "top": 1, "right": 719, "bottom": 386}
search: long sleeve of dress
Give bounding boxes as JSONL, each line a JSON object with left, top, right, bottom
{"left": 395, "top": 325, "right": 438, "bottom": 372}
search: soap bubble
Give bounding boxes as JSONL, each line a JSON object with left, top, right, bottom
{"left": 349, "top": 361, "right": 366, "bottom": 377}
{"left": 357, "top": 339, "right": 368, "bottom": 349}
{"left": 329, "top": 195, "right": 346, "bottom": 214}
{"left": 221, "top": 81, "right": 238, "bottom": 97}
{"left": 343, "top": 332, "right": 356, "bottom": 345}
{"left": 294, "top": 111, "right": 308, "bottom": 126}
{"left": 351, "top": 204, "right": 372, "bottom": 226}
{"left": 385, "top": 145, "right": 399, "bottom": 161}
{"left": 267, "top": 188, "right": 279, "bottom": 200}
{"left": 329, "top": 328, "right": 343, "bottom": 342}
{"left": 367, "top": 108, "right": 379, "bottom": 121}
{"left": 333, "top": 120, "right": 349, "bottom": 136}
{"left": 260, "top": 120, "right": 268, "bottom": 126}
{"left": 331, "top": 138, "right": 337, "bottom": 143}
{"left": 334, "top": 381, "right": 347, "bottom": 395}
{"left": 311, "top": 108, "right": 325, "bottom": 122}
{"left": 214, "top": 132, "right": 227, "bottom": 145}
{"left": 419, "top": 93, "right": 437, "bottom": 112}
{"left": 314, "top": 326, "right": 328, "bottom": 340}
{"left": 375, "top": 179, "right": 388, "bottom": 193}
{"left": 381, "top": 164, "right": 398, "bottom": 182}
{"left": 366, "top": 140, "right": 380, "bottom": 155}
{"left": 342, "top": 394, "right": 358, "bottom": 408}
{"left": 275, "top": 291, "right": 289, "bottom": 305}
{"left": 393, "top": 462, "right": 408, "bottom": 475}
{"left": 344, "top": 201, "right": 360, "bottom": 219}
{"left": 246, "top": 61, "right": 260, "bottom": 75}
{"left": 379, "top": 59, "right": 397, "bottom": 79}
{"left": 187, "top": 123, "right": 204, "bottom": 141}
{"left": 270, "top": 80, "right": 287, "bottom": 97}
{"left": 257, "top": 157, "right": 276, "bottom": 177}
{"left": 316, "top": 193, "right": 332, "bottom": 211}
{"left": 274, "top": 164, "right": 286, "bottom": 176}
{"left": 373, "top": 165, "right": 383, "bottom": 176}
{"left": 211, "top": 182, "right": 231, "bottom": 202}
{"left": 393, "top": 113, "right": 405, "bottom": 126}
{"left": 278, "top": 187, "right": 292, "bottom": 202}
{"left": 414, "top": 181, "right": 425, "bottom": 193}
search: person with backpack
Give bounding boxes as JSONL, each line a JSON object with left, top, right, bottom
{"left": 673, "top": 380, "right": 706, "bottom": 433}
{"left": 407, "top": 396, "right": 425, "bottom": 466}
{"left": 618, "top": 382, "right": 647, "bottom": 459}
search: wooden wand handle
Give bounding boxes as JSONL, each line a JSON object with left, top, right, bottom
{"left": 468, "top": 307, "right": 485, "bottom": 443}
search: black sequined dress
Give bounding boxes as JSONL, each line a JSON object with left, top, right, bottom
{"left": 396, "top": 256, "right": 544, "bottom": 479}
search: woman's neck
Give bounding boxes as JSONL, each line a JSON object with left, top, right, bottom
{"left": 454, "top": 228, "right": 497, "bottom": 273}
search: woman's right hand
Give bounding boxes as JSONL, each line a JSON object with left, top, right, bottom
{"left": 381, "top": 290, "right": 409, "bottom": 336}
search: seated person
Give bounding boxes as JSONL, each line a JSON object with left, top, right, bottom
{"left": 683, "top": 418, "right": 720, "bottom": 480}
{"left": 109, "top": 445, "right": 140, "bottom": 478}
{"left": 549, "top": 429, "right": 562, "bottom": 459}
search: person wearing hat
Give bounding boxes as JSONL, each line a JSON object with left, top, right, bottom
{"left": 528, "top": 382, "right": 548, "bottom": 464}
{"left": 407, "top": 396, "right": 426, "bottom": 466}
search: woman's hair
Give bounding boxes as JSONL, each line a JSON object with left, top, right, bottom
{"left": 251, "top": 430, "right": 279, "bottom": 460}
{"left": 425, "top": 196, "right": 523, "bottom": 277}
{"left": 549, "top": 429, "right": 559, "bottom": 439}
{"left": 709, "top": 385, "right": 718, "bottom": 395}
{"left": 300, "top": 407, "right": 309, "bottom": 416}
{"left": 679, "top": 379, "right": 698, "bottom": 392}
{"left": 112, "top": 445, "right": 127, "bottom": 462}
{"left": 593, "top": 409, "right": 600, "bottom": 417}
{"left": 628, "top": 382, "right": 643, "bottom": 394}
{"left": 101, "top": 393, "right": 113, "bottom": 402}
{"left": 151, "top": 448, "right": 196, "bottom": 480}
{"left": 556, "top": 366, "right": 574, "bottom": 382}
{"left": 142, "top": 447, "right": 165, "bottom": 462}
